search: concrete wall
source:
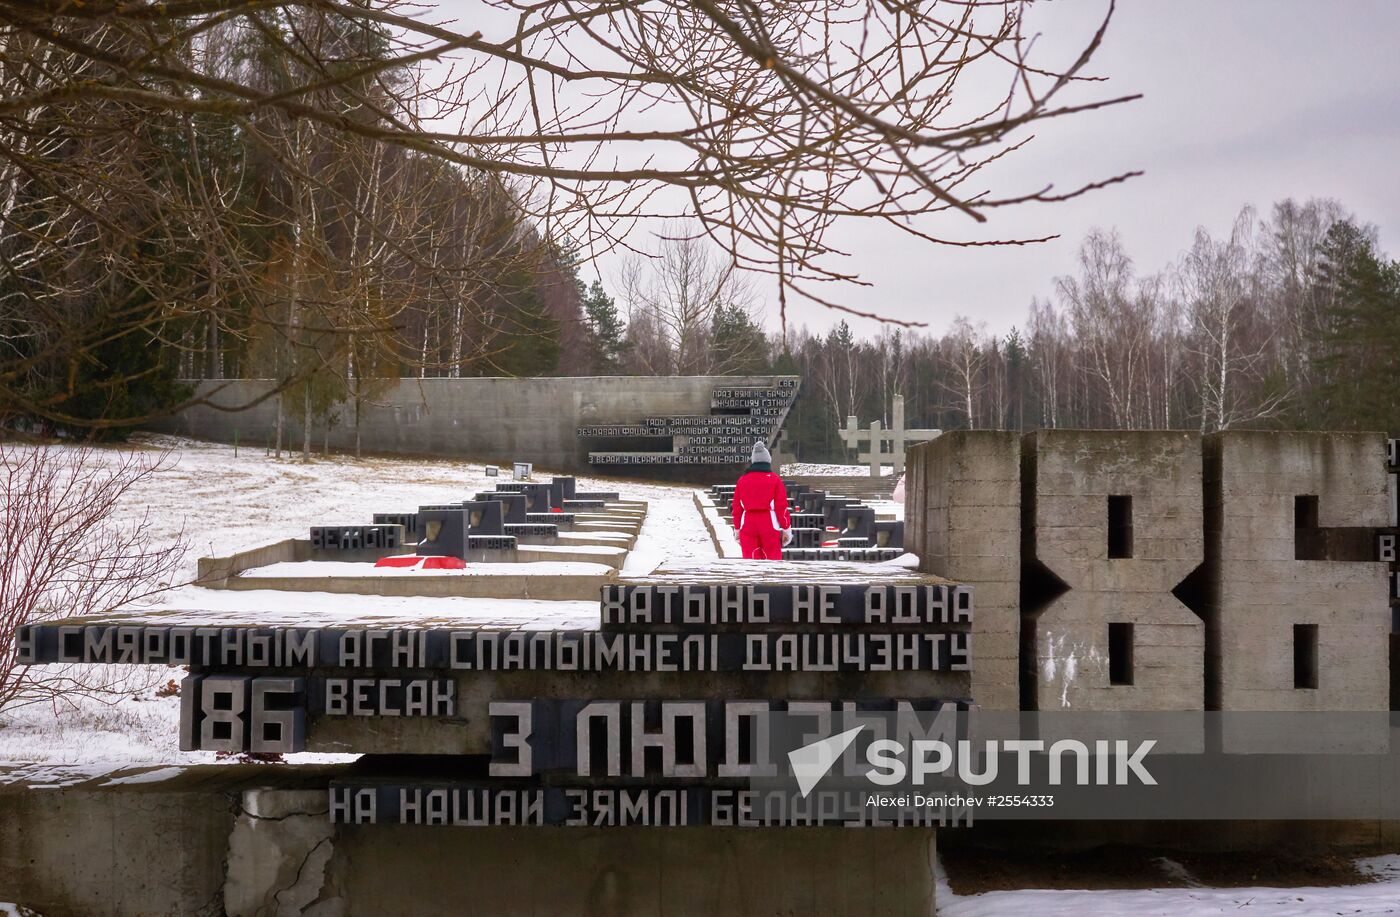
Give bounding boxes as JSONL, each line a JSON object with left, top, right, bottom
{"left": 0, "top": 773, "right": 937, "bottom": 917}
{"left": 907, "top": 432, "right": 1021, "bottom": 710}
{"left": 0, "top": 773, "right": 238, "bottom": 916}
{"left": 152, "top": 376, "right": 793, "bottom": 473}
{"left": 1204, "top": 431, "right": 1391, "bottom": 712}
{"left": 327, "top": 821, "right": 934, "bottom": 917}
{"left": 1022, "top": 430, "right": 1205, "bottom": 711}
{"left": 909, "top": 428, "right": 1391, "bottom": 715}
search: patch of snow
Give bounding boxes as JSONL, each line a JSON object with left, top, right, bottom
{"left": 623, "top": 494, "right": 716, "bottom": 575}
{"left": 0, "top": 762, "right": 116, "bottom": 788}
{"left": 935, "top": 853, "right": 1400, "bottom": 917}
{"left": 522, "top": 544, "right": 626, "bottom": 556}
{"left": 864, "top": 499, "right": 904, "bottom": 520}
{"left": 781, "top": 462, "right": 895, "bottom": 476}
{"left": 5, "top": 434, "right": 696, "bottom": 587}
{"left": 1154, "top": 857, "right": 1204, "bottom": 888}
{"left": 240, "top": 560, "right": 614, "bottom": 577}
{"left": 558, "top": 532, "right": 631, "bottom": 543}
{"left": 100, "top": 765, "right": 186, "bottom": 786}
{"left": 114, "top": 586, "right": 600, "bottom": 629}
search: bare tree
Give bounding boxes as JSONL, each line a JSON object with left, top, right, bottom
{"left": 1178, "top": 209, "right": 1289, "bottom": 431}
{"left": 619, "top": 233, "right": 759, "bottom": 375}
{"left": 1059, "top": 229, "right": 1150, "bottom": 428}
{"left": 942, "top": 316, "right": 987, "bottom": 427}
{"left": 0, "top": 443, "right": 187, "bottom": 711}
{"left": 0, "top": 0, "right": 1138, "bottom": 430}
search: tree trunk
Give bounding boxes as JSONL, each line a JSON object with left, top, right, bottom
{"left": 275, "top": 393, "right": 284, "bottom": 458}
{"left": 302, "top": 385, "right": 312, "bottom": 463}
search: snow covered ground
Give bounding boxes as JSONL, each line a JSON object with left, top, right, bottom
{"left": 781, "top": 461, "right": 895, "bottom": 476}
{"left": 0, "top": 435, "right": 714, "bottom": 769}
{"left": 41, "top": 433, "right": 706, "bottom": 579}
{"left": 241, "top": 559, "right": 616, "bottom": 577}
{"left": 936, "top": 854, "right": 1400, "bottom": 916}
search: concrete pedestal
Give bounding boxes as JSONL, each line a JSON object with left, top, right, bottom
{"left": 0, "top": 770, "right": 938, "bottom": 917}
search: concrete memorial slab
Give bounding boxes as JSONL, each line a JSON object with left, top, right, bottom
{"left": 548, "top": 476, "right": 576, "bottom": 507}
{"left": 1021, "top": 430, "right": 1206, "bottom": 712}
{"left": 822, "top": 497, "right": 861, "bottom": 529}
{"left": 580, "top": 377, "right": 799, "bottom": 481}
{"left": 527, "top": 512, "right": 574, "bottom": 527}
{"left": 415, "top": 507, "right": 469, "bottom": 558}
{"left": 780, "top": 547, "right": 904, "bottom": 562}
{"left": 372, "top": 512, "right": 419, "bottom": 542}
{"left": 473, "top": 491, "right": 527, "bottom": 524}
{"left": 837, "top": 505, "right": 876, "bottom": 542}
{"left": 873, "top": 520, "right": 905, "bottom": 550}
{"left": 463, "top": 500, "right": 505, "bottom": 536}
{"left": 187, "top": 486, "right": 652, "bottom": 602}
{"left": 1204, "top": 431, "right": 1390, "bottom": 722}
{"left": 309, "top": 524, "right": 402, "bottom": 551}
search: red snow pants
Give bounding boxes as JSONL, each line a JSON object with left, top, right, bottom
{"left": 739, "top": 528, "right": 782, "bottom": 560}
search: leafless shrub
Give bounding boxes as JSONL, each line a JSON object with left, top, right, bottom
{"left": 0, "top": 442, "right": 188, "bottom": 712}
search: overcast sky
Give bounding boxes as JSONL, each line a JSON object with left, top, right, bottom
{"left": 434, "top": 1, "right": 1400, "bottom": 339}
{"left": 785, "top": 0, "right": 1400, "bottom": 338}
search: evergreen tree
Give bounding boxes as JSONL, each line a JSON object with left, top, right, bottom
{"left": 710, "top": 303, "right": 769, "bottom": 374}
{"left": 1311, "top": 221, "right": 1400, "bottom": 431}
{"left": 582, "top": 281, "right": 628, "bottom": 374}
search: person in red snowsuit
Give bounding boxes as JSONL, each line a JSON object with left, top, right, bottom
{"left": 731, "top": 440, "right": 792, "bottom": 560}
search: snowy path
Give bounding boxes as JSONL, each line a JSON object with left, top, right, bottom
{"left": 622, "top": 489, "right": 717, "bottom": 575}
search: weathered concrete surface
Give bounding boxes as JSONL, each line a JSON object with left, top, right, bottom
{"left": 225, "top": 790, "right": 341, "bottom": 917}
{"left": 1204, "top": 431, "right": 1391, "bottom": 713}
{"left": 0, "top": 769, "right": 938, "bottom": 917}
{"left": 0, "top": 781, "right": 229, "bottom": 916}
{"left": 0, "top": 765, "right": 341, "bottom": 917}
{"left": 152, "top": 377, "right": 795, "bottom": 475}
{"left": 906, "top": 432, "right": 1020, "bottom": 709}
{"left": 327, "top": 823, "right": 935, "bottom": 917}
{"left": 1022, "top": 430, "right": 1205, "bottom": 711}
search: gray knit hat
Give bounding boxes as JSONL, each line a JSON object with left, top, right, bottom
{"left": 751, "top": 440, "right": 772, "bottom": 465}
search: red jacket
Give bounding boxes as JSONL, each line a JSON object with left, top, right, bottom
{"left": 731, "top": 470, "right": 792, "bottom": 532}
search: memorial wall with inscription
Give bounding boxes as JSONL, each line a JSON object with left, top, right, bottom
{"left": 154, "top": 375, "right": 801, "bottom": 479}
{"left": 17, "top": 574, "right": 973, "bottom": 828}
{"left": 579, "top": 378, "right": 799, "bottom": 480}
